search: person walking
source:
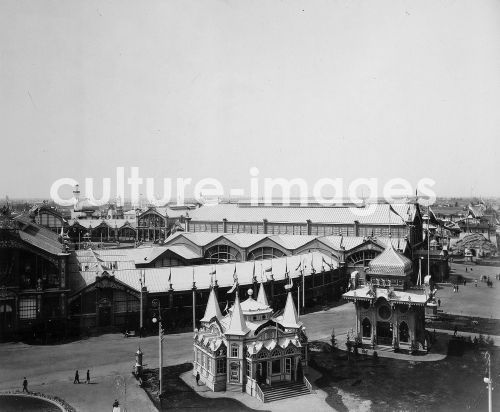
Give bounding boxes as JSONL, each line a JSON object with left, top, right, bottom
{"left": 463, "top": 279, "right": 466, "bottom": 287}
{"left": 22, "top": 377, "right": 28, "bottom": 393}
{"left": 74, "top": 370, "right": 80, "bottom": 384}
{"left": 86, "top": 370, "right": 90, "bottom": 384}
{"left": 438, "top": 298, "right": 441, "bottom": 307}
{"left": 196, "top": 372, "right": 200, "bottom": 386}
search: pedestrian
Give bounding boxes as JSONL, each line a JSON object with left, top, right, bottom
{"left": 74, "top": 370, "right": 80, "bottom": 384}
{"left": 475, "top": 279, "right": 478, "bottom": 287}
{"left": 456, "top": 284, "right": 459, "bottom": 292}
{"left": 438, "top": 298, "right": 441, "bottom": 307}
{"left": 22, "top": 377, "right": 28, "bottom": 393}
{"left": 86, "top": 369, "right": 90, "bottom": 384}
{"left": 196, "top": 371, "right": 200, "bottom": 386}
{"left": 463, "top": 279, "right": 466, "bottom": 287}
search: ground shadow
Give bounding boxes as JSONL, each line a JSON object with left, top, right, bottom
{"left": 141, "top": 363, "right": 268, "bottom": 411}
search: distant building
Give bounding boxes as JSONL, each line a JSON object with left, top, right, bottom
{"left": 184, "top": 202, "right": 424, "bottom": 249}
{"left": 193, "top": 285, "right": 309, "bottom": 400}
{"left": 29, "top": 203, "right": 66, "bottom": 233}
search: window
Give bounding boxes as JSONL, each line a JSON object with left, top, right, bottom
{"left": 231, "top": 344, "right": 239, "bottom": 358}
{"left": 285, "top": 358, "right": 292, "bottom": 374}
{"left": 246, "top": 362, "right": 251, "bottom": 377}
{"left": 247, "top": 247, "right": 286, "bottom": 261}
{"left": 205, "top": 245, "right": 241, "bottom": 264}
{"left": 230, "top": 362, "right": 239, "bottom": 382}
{"left": 362, "top": 318, "right": 371, "bottom": 338}
{"left": 19, "top": 297, "right": 37, "bottom": 319}
{"left": 378, "top": 305, "right": 391, "bottom": 320}
{"left": 217, "top": 358, "right": 226, "bottom": 374}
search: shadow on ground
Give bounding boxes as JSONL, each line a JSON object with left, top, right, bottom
{"left": 142, "top": 363, "right": 266, "bottom": 411}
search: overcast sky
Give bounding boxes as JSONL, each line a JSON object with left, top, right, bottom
{"left": 1, "top": 0, "right": 499, "bottom": 201}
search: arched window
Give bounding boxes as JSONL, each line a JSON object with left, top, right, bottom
{"left": 271, "top": 349, "right": 281, "bottom": 357}
{"left": 347, "top": 250, "right": 379, "bottom": 266}
{"left": 399, "top": 321, "right": 409, "bottom": 342}
{"left": 205, "top": 245, "right": 241, "bottom": 264}
{"left": 257, "top": 350, "right": 268, "bottom": 359}
{"left": 362, "top": 318, "right": 371, "bottom": 338}
{"left": 285, "top": 347, "right": 295, "bottom": 355}
{"left": 247, "top": 247, "right": 286, "bottom": 261}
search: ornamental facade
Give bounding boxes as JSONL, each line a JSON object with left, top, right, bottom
{"left": 343, "top": 243, "right": 432, "bottom": 352}
{"left": 193, "top": 284, "right": 308, "bottom": 400}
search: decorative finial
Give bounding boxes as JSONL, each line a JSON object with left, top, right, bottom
{"left": 248, "top": 289, "right": 253, "bottom": 297}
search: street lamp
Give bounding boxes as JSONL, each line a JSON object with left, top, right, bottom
{"left": 152, "top": 299, "right": 164, "bottom": 397}
{"left": 484, "top": 352, "right": 493, "bottom": 412}
{"left": 139, "top": 270, "right": 145, "bottom": 336}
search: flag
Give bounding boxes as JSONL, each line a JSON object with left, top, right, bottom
{"left": 252, "top": 261, "right": 256, "bottom": 281}
{"left": 227, "top": 265, "right": 238, "bottom": 294}
{"left": 389, "top": 204, "right": 407, "bottom": 225}
{"left": 192, "top": 267, "right": 195, "bottom": 284}
{"left": 168, "top": 268, "right": 172, "bottom": 283}
{"left": 227, "top": 282, "right": 237, "bottom": 294}
{"left": 284, "top": 260, "right": 289, "bottom": 280}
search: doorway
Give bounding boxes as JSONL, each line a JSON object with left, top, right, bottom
{"left": 376, "top": 321, "right": 392, "bottom": 345}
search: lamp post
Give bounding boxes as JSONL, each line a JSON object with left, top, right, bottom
{"left": 484, "top": 352, "right": 492, "bottom": 412}
{"left": 152, "top": 299, "right": 163, "bottom": 397}
{"left": 139, "top": 270, "right": 145, "bottom": 336}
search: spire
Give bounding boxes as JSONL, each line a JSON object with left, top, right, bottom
{"left": 257, "top": 282, "right": 269, "bottom": 307}
{"left": 201, "top": 287, "right": 222, "bottom": 322}
{"left": 225, "top": 294, "right": 249, "bottom": 336}
{"left": 281, "top": 292, "right": 300, "bottom": 328}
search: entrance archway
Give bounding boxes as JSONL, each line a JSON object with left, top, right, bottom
{"left": 376, "top": 321, "right": 392, "bottom": 345}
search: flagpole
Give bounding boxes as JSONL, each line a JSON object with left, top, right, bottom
{"left": 428, "top": 206, "right": 431, "bottom": 271}
{"left": 192, "top": 267, "right": 196, "bottom": 331}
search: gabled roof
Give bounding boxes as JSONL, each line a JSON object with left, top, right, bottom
{"left": 279, "top": 292, "right": 301, "bottom": 329}
{"left": 368, "top": 244, "right": 412, "bottom": 276}
{"left": 201, "top": 287, "right": 223, "bottom": 322}
{"left": 225, "top": 294, "right": 249, "bottom": 336}
{"left": 14, "top": 215, "right": 66, "bottom": 256}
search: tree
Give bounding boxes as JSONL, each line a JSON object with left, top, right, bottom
{"left": 330, "top": 328, "right": 337, "bottom": 349}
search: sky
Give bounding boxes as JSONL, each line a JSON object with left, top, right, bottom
{"left": 0, "top": 0, "right": 499, "bottom": 202}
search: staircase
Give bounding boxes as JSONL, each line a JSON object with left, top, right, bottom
{"left": 260, "top": 381, "right": 311, "bottom": 403}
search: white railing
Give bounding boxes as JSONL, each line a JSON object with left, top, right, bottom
{"left": 303, "top": 375, "right": 314, "bottom": 393}
{"left": 255, "top": 382, "right": 265, "bottom": 402}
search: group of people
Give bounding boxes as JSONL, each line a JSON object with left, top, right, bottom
{"left": 73, "top": 369, "right": 91, "bottom": 384}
